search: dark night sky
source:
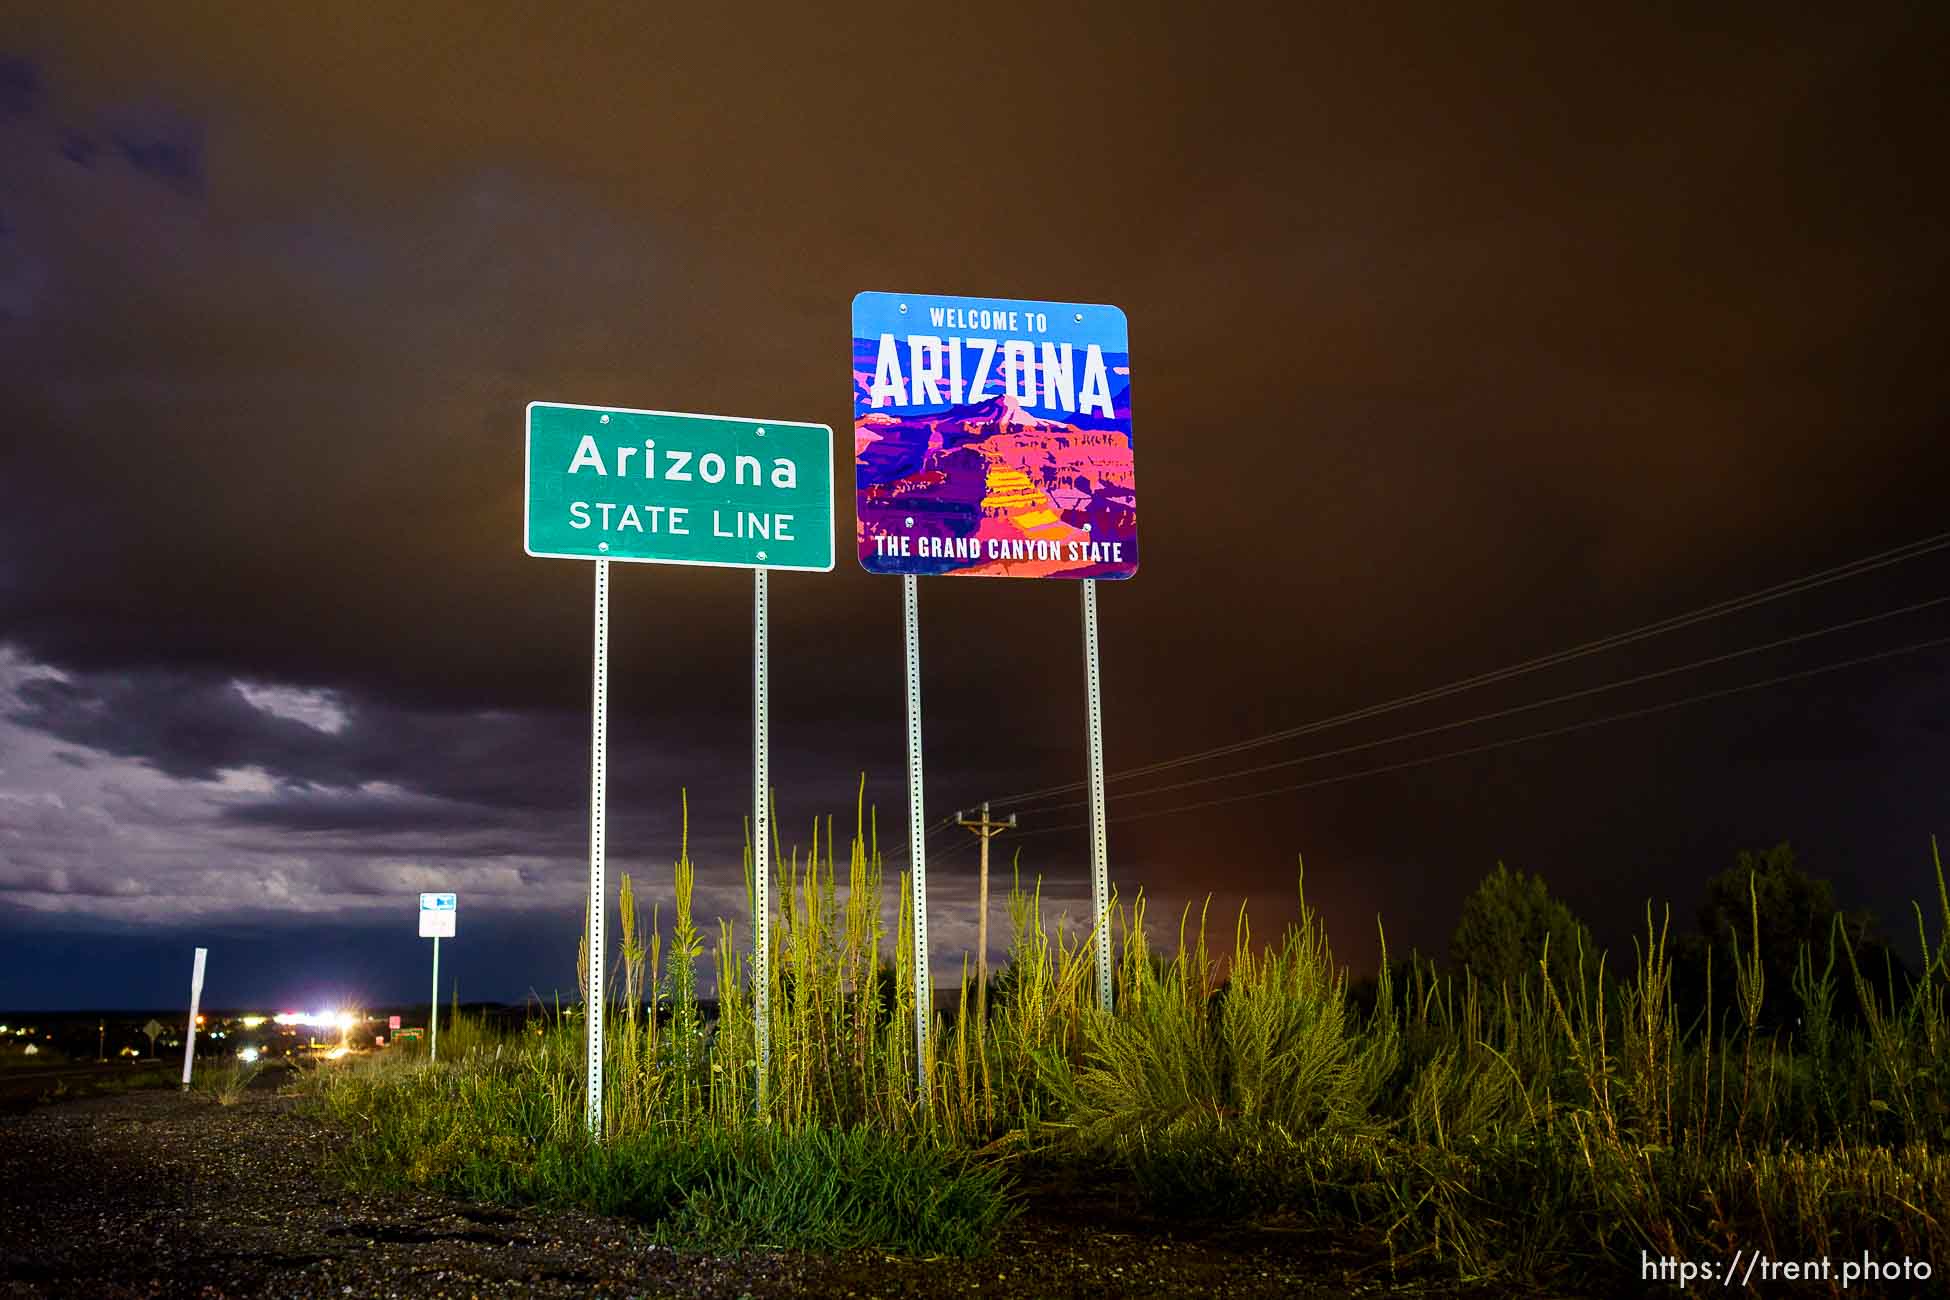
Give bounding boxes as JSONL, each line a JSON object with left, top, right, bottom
{"left": 2, "top": 5, "right": 1948, "bottom": 1011}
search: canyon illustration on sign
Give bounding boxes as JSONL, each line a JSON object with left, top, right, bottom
{"left": 853, "top": 291, "right": 1136, "bottom": 579}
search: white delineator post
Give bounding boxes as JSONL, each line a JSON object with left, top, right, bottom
{"left": 1082, "top": 580, "right": 1113, "bottom": 1013}
{"left": 753, "top": 566, "right": 771, "bottom": 1110}
{"left": 586, "top": 557, "right": 609, "bottom": 1137}
{"left": 180, "top": 947, "right": 207, "bottom": 1090}
{"left": 902, "top": 574, "right": 931, "bottom": 1098}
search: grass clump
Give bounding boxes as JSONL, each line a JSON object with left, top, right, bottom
{"left": 192, "top": 1057, "right": 263, "bottom": 1106}
{"left": 626, "top": 1125, "right": 1011, "bottom": 1255}
{"left": 307, "top": 1030, "right": 1012, "bottom": 1255}
{"left": 1038, "top": 874, "right": 1395, "bottom": 1146}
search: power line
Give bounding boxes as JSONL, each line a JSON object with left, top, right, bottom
{"left": 771, "top": 814, "right": 957, "bottom": 872}
{"left": 880, "top": 814, "right": 962, "bottom": 868}
{"left": 886, "top": 837, "right": 980, "bottom": 875}
{"left": 1009, "top": 632, "right": 1950, "bottom": 839}
{"left": 986, "top": 528, "right": 1950, "bottom": 812}
{"left": 1012, "top": 593, "right": 1950, "bottom": 815}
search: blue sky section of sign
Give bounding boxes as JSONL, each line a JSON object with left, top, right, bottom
{"left": 850, "top": 290, "right": 1132, "bottom": 430}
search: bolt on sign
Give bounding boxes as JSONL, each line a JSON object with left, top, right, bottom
{"left": 527, "top": 402, "right": 836, "bottom": 572}
{"left": 852, "top": 291, "right": 1136, "bottom": 580}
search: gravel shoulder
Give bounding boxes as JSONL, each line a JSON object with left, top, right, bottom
{"left": 0, "top": 1081, "right": 1555, "bottom": 1298}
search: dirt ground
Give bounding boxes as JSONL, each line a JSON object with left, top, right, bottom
{"left": 0, "top": 1080, "right": 1579, "bottom": 1298}
{"left": 0, "top": 1060, "right": 174, "bottom": 1113}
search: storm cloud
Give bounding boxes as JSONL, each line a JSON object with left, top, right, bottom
{"left": 2, "top": 5, "right": 1948, "bottom": 1004}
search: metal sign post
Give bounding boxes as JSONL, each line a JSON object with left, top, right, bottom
{"left": 753, "top": 566, "right": 771, "bottom": 1109}
{"left": 850, "top": 290, "right": 1137, "bottom": 1042}
{"left": 431, "top": 935, "right": 440, "bottom": 1061}
{"left": 1082, "top": 581, "right": 1113, "bottom": 1012}
{"left": 418, "top": 893, "right": 456, "bottom": 1061}
{"left": 524, "top": 401, "right": 835, "bottom": 1141}
{"left": 587, "top": 557, "right": 609, "bottom": 1137}
{"left": 902, "top": 574, "right": 930, "bottom": 1097}
{"left": 180, "top": 947, "right": 206, "bottom": 1090}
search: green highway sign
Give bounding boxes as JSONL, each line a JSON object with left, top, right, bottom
{"left": 525, "top": 402, "right": 835, "bottom": 571}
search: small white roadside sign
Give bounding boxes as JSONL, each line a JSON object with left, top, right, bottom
{"left": 419, "top": 892, "right": 457, "bottom": 938}
{"left": 419, "top": 892, "right": 454, "bottom": 1062}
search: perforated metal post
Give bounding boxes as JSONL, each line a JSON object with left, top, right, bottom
{"left": 429, "top": 935, "right": 440, "bottom": 1063}
{"left": 586, "top": 558, "right": 609, "bottom": 1137}
{"left": 902, "top": 574, "right": 931, "bottom": 1097}
{"left": 1082, "top": 579, "right": 1113, "bottom": 1013}
{"left": 753, "top": 566, "right": 771, "bottom": 1109}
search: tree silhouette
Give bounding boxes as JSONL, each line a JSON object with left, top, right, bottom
{"left": 1682, "top": 841, "right": 1905, "bottom": 1033}
{"left": 1450, "top": 861, "right": 1599, "bottom": 991}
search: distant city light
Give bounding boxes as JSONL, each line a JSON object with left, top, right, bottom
{"left": 239, "top": 1016, "right": 266, "bottom": 1029}
{"left": 272, "top": 1010, "right": 356, "bottom": 1029}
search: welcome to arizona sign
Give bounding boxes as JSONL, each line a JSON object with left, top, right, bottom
{"left": 852, "top": 291, "right": 1137, "bottom": 580}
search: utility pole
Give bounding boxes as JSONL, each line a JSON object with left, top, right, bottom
{"left": 956, "top": 802, "right": 1016, "bottom": 1008}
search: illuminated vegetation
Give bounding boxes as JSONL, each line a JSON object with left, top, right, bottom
{"left": 300, "top": 805, "right": 1950, "bottom": 1285}
{"left": 192, "top": 1056, "right": 264, "bottom": 1106}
